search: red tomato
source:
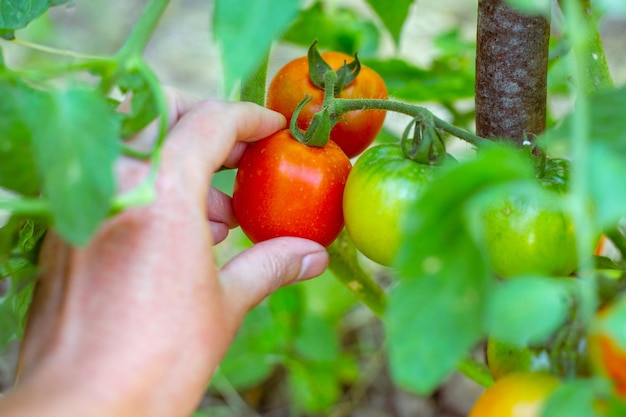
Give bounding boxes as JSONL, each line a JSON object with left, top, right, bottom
{"left": 266, "top": 51, "right": 388, "bottom": 158}
{"left": 232, "top": 129, "right": 351, "bottom": 247}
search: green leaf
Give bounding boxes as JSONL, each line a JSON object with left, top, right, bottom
{"left": 28, "top": 87, "right": 120, "bottom": 246}
{"left": 505, "top": 0, "right": 551, "bottom": 16}
{"left": 294, "top": 315, "right": 339, "bottom": 363}
{"left": 214, "top": 305, "right": 286, "bottom": 389}
{"left": 542, "top": 86, "right": 626, "bottom": 229}
{"left": 0, "top": 0, "right": 70, "bottom": 34}
{"left": 288, "top": 359, "right": 342, "bottom": 413}
{"left": 213, "top": 0, "right": 302, "bottom": 94}
{"left": 281, "top": 1, "right": 380, "bottom": 56}
{"left": 364, "top": 58, "right": 475, "bottom": 102}
{"left": 0, "top": 77, "right": 41, "bottom": 196}
{"left": 388, "top": 145, "right": 535, "bottom": 394}
{"left": 485, "top": 276, "right": 571, "bottom": 346}
{"left": 365, "top": 0, "right": 413, "bottom": 46}
{"left": 541, "top": 378, "right": 610, "bottom": 417}
{"left": 0, "top": 264, "right": 37, "bottom": 349}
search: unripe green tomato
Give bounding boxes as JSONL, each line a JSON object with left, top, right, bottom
{"left": 481, "top": 191, "right": 578, "bottom": 278}
{"left": 342, "top": 144, "right": 438, "bottom": 266}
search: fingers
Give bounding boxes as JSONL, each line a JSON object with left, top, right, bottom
{"left": 161, "top": 100, "right": 286, "bottom": 190}
{"left": 219, "top": 237, "right": 328, "bottom": 320}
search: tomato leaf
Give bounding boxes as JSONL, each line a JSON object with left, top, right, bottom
{"left": 287, "top": 359, "right": 342, "bottom": 413}
{"left": 117, "top": 70, "right": 158, "bottom": 139}
{"left": 213, "top": 0, "right": 302, "bottom": 94}
{"left": 387, "top": 146, "right": 535, "bottom": 394}
{"left": 28, "top": 87, "right": 120, "bottom": 246}
{"left": 542, "top": 86, "right": 626, "bottom": 229}
{"left": 364, "top": 58, "right": 475, "bottom": 103}
{"left": 294, "top": 315, "right": 339, "bottom": 363}
{"left": 540, "top": 378, "right": 614, "bottom": 417}
{"left": 213, "top": 304, "right": 287, "bottom": 389}
{"left": 365, "top": 0, "right": 412, "bottom": 46}
{"left": 485, "top": 276, "right": 571, "bottom": 346}
{"left": 0, "top": 77, "right": 40, "bottom": 196}
{"left": 0, "top": 0, "right": 70, "bottom": 38}
{"left": 281, "top": 1, "right": 380, "bottom": 56}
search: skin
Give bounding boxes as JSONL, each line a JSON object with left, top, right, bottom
{"left": 0, "top": 90, "right": 329, "bottom": 417}
{"left": 266, "top": 51, "right": 388, "bottom": 158}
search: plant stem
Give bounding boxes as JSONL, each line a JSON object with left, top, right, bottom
{"left": 327, "top": 231, "right": 387, "bottom": 318}
{"left": 8, "top": 39, "right": 106, "bottom": 60}
{"left": 475, "top": 0, "right": 550, "bottom": 144}
{"left": 116, "top": 0, "right": 170, "bottom": 60}
{"left": 561, "top": 0, "right": 597, "bottom": 318}
{"left": 457, "top": 356, "right": 494, "bottom": 387}
{"left": 0, "top": 198, "right": 51, "bottom": 218}
{"left": 334, "top": 98, "right": 492, "bottom": 148}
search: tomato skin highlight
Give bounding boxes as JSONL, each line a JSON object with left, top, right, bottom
{"left": 343, "top": 144, "right": 437, "bottom": 266}
{"left": 481, "top": 191, "right": 578, "bottom": 278}
{"left": 266, "top": 51, "right": 388, "bottom": 158}
{"left": 468, "top": 372, "right": 559, "bottom": 417}
{"left": 232, "top": 129, "right": 351, "bottom": 247}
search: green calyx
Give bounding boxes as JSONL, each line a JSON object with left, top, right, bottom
{"left": 289, "top": 94, "right": 338, "bottom": 147}
{"left": 307, "top": 40, "right": 360, "bottom": 96}
{"left": 401, "top": 116, "right": 448, "bottom": 165}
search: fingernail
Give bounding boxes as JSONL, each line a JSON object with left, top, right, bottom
{"left": 297, "top": 250, "right": 329, "bottom": 282}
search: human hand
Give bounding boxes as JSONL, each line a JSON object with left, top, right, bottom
{"left": 0, "top": 91, "right": 329, "bottom": 417}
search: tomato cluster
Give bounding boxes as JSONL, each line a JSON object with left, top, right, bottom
{"left": 232, "top": 46, "right": 388, "bottom": 247}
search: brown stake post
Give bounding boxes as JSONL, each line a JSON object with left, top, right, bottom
{"left": 476, "top": 0, "right": 551, "bottom": 144}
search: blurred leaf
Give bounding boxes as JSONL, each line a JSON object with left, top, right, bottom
{"left": 28, "top": 87, "right": 120, "bottom": 246}
{"left": 541, "top": 378, "right": 611, "bottom": 417}
{"left": 282, "top": 1, "right": 379, "bottom": 56}
{"left": 215, "top": 305, "right": 286, "bottom": 389}
{"left": 269, "top": 285, "right": 304, "bottom": 336}
{"left": 365, "top": 0, "right": 413, "bottom": 46}
{"left": 0, "top": 0, "right": 69, "bottom": 37}
{"left": 301, "top": 269, "right": 358, "bottom": 322}
{"left": 211, "top": 169, "right": 236, "bottom": 196}
{"left": 485, "top": 276, "right": 571, "bottom": 346}
{"left": 365, "top": 58, "right": 474, "bottom": 102}
{"left": 542, "top": 86, "right": 626, "bottom": 229}
{"left": 213, "top": 0, "right": 302, "bottom": 94}
{"left": 288, "top": 359, "right": 342, "bottom": 413}
{"left": 0, "top": 264, "right": 37, "bottom": 349}
{"left": 294, "top": 315, "right": 339, "bottom": 362}
{"left": 0, "top": 77, "right": 41, "bottom": 196}
{"left": 505, "top": 0, "right": 551, "bottom": 16}
{"left": 388, "top": 145, "right": 535, "bottom": 394}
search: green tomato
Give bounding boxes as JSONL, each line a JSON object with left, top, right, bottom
{"left": 343, "top": 144, "right": 437, "bottom": 266}
{"left": 481, "top": 190, "right": 578, "bottom": 278}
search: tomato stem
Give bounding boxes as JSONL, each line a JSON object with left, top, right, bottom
{"left": 327, "top": 230, "right": 387, "bottom": 318}
{"left": 457, "top": 356, "right": 494, "bottom": 388}
{"left": 334, "top": 98, "right": 492, "bottom": 149}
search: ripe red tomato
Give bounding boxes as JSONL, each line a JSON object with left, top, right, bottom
{"left": 232, "top": 129, "right": 351, "bottom": 247}
{"left": 266, "top": 51, "right": 388, "bottom": 158}
{"left": 588, "top": 301, "right": 626, "bottom": 398}
{"left": 468, "top": 372, "right": 559, "bottom": 417}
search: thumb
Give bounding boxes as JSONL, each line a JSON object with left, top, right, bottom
{"left": 219, "top": 237, "right": 328, "bottom": 319}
